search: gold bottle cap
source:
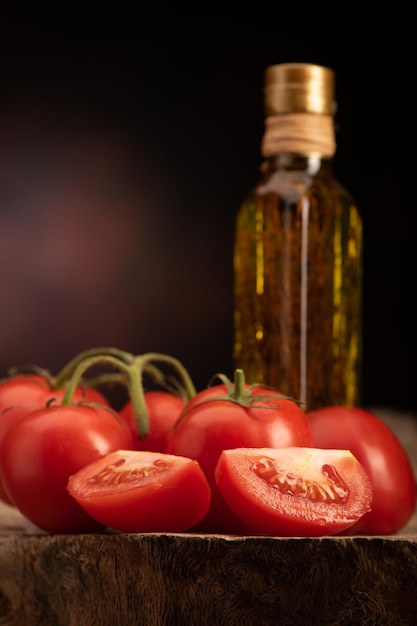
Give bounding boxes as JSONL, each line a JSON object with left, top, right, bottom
{"left": 264, "top": 63, "right": 336, "bottom": 116}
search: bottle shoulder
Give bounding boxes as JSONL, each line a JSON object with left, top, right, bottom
{"left": 243, "top": 157, "right": 357, "bottom": 209}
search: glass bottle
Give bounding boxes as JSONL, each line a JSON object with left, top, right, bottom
{"left": 233, "top": 63, "right": 362, "bottom": 411}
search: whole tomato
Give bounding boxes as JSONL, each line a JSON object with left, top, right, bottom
{"left": 119, "top": 391, "right": 185, "bottom": 452}
{"left": 0, "top": 403, "right": 134, "bottom": 533}
{"left": 307, "top": 406, "right": 417, "bottom": 535}
{"left": 164, "top": 369, "right": 315, "bottom": 533}
{"left": 0, "top": 404, "right": 45, "bottom": 505}
{"left": 0, "top": 374, "right": 109, "bottom": 411}
{"left": 0, "top": 374, "right": 111, "bottom": 506}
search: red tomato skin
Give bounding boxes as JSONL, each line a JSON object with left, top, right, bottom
{"left": 67, "top": 450, "right": 211, "bottom": 533}
{"left": 0, "top": 377, "right": 110, "bottom": 506}
{"left": 0, "top": 405, "right": 134, "bottom": 533}
{"left": 215, "top": 447, "right": 373, "bottom": 537}
{"left": 119, "top": 391, "right": 184, "bottom": 452}
{"left": 164, "top": 384, "right": 315, "bottom": 533}
{"left": 0, "top": 374, "right": 109, "bottom": 411}
{"left": 0, "top": 405, "right": 43, "bottom": 504}
{"left": 308, "top": 406, "right": 416, "bottom": 534}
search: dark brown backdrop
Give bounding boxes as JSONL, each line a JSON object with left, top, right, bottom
{"left": 0, "top": 6, "right": 414, "bottom": 411}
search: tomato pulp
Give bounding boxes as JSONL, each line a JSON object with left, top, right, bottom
{"left": 67, "top": 450, "right": 211, "bottom": 533}
{"left": 215, "top": 447, "right": 373, "bottom": 537}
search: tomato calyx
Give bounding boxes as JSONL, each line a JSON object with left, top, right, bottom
{"left": 183, "top": 368, "right": 298, "bottom": 413}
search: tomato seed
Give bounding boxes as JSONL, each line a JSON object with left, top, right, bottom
{"left": 92, "top": 460, "right": 169, "bottom": 486}
{"left": 251, "top": 456, "right": 348, "bottom": 503}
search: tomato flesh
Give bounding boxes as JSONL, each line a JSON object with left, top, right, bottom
{"left": 215, "top": 447, "right": 373, "bottom": 537}
{"left": 67, "top": 450, "right": 211, "bottom": 533}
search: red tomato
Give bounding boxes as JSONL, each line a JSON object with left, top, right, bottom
{"left": 0, "top": 404, "right": 43, "bottom": 505}
{"left": 164, "top": 372, "right": 315, "bottom": 533}
{"left": 307, "top": 406, "right": 417, "bottom": 534}
{"left": 215, "top": 447, "right": 373, "bottom": 537}
{"left": 119, "top": 391, "right": 184, "bottom": 451}
{"left": 0, "top": 374, "right": 109, "bottom": 410}
{"left": 0, "top": 375, "right": 111, "bottom": 506}
{"left": 0, "top": 404, "right": 134, "bottom": 533}
{"left": 67, "top": 449, "right": 211, "bottom": 533}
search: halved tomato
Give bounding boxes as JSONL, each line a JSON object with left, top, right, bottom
{"left": 67, "top": 450, "right": 211, "bottom": 533}
{"left": 215, "top": 447, "right": 373, "bottom": 537}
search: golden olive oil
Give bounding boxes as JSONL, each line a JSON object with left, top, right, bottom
{"left": 233, "top": 64, "right": 362, "bottom": 411}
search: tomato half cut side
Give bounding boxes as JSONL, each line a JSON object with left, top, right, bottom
{"left": 67, "top": 450, "right": 211, "bottom": 533}
{"left": 215, "top": 447, "right": 373, "bottom": 537}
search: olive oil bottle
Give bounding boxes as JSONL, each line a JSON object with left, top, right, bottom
{"left": 233, "top": 63, "right": 362, "bottom": 411}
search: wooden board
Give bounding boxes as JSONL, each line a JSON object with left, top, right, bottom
{"left": 0, "top": 509, "right": 417, "bottom": 626}
{"left": 0, "top": 408, "right": 416, "bottom": 626}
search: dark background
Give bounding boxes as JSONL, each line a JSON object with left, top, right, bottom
{"left": 0, "top": 6, "right": 415, "bottom": 411}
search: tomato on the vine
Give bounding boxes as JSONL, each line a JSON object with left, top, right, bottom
{"left": 307, "top": 406, "right": 416, "bottom": 534}
{"left": 119, "top": 391, "right": 184, "bottom": 452}
{"left": 0, "top": 373, "right": 109, "bottom": 411}
{"left": 0, "top": 404, "right": 134, "bottom": 533}
{"left": 0, "top": 374, "right": 111, "bottom": 506}
{"left": 215, "top": 447, "right": 373, "bottom": 537}
{"left": 67, "top": 449, "right": 211, "bottom": 533}
{"left": 164, "top": 369, "right": 315, "bottom": 533}
{"left": 0, "top": 348, "right": 199, "bottom": 530}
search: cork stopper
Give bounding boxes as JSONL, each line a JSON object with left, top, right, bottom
{"left": 264, "top": 63, "right": 336, "bottom": 116}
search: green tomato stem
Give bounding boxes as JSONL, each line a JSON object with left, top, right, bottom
{"left": 62, "top": 354, "right": 150, "bottom": 438}
{"left": 56, "top": 348, "right": 196, "bottom": 439}
{"left": 132, "top": 353, "right": 197, "bottom": 401}
{"left": 231, "top": 369, "right": 246, "bottom": 401}
{"left": 6, "top": 363, "right": 54, "bottom": 386}
{"left": 54, "top": 346, "right": 136, "bottom": 388}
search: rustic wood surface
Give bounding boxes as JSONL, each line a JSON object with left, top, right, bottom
{"left": 0, "top": 408, "right": 416, "bottom": 626}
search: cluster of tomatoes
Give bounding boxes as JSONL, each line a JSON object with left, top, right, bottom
{"left": 0, "top": 347, "right": 415, "bottom": 537}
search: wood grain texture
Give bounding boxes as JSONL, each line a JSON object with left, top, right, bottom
{"left": 0, "top": 530, "right": 417, "bottom": 626}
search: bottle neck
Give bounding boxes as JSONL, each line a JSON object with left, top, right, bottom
{"left": 264, "top": 153, "right": 333, "bottom": 176}
{"left": 261, "top": 113, "right": 336, "bottom": 159}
